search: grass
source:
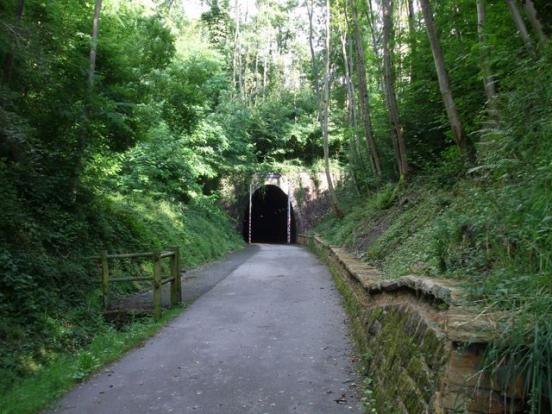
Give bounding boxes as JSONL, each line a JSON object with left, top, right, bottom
{"left": 316, "top": 177, "right": 447, "bottom": 279}
{"left": 0, "top": 186, "right": 244, "bottom": 397}
{"left": 315, "top": 169, "right": 552, "bottom": 410}
{"left": 0, "top": 305, "right": 187, "bottom": 414}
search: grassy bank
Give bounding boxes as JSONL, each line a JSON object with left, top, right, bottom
{"left": 0, "top": 306, "right": 186, "bottom": 414}
{"left": 0, "top": 177, "right": 243, "bottom": 407}
{"left": 315, "top": 171, "right": 552, "bottom": 409}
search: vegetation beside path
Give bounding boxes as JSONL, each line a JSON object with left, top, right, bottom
{"left": 3, "top": 0, "right": 552, "bottom": 411}
{"left": 0, "top": 306, "right": 187, "bottom": 414}
{"left": 0, "top": 191, "right": 243, "bottom": 405}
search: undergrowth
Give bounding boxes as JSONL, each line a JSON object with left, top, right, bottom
{"left": 315, "top": 54, "right": 552, "bottom": 412}
{"left": 0, "top": 176, "right": 243, "bottom": 400}
{"left": 0, "top": 306, "right": 186, "bottom": 414}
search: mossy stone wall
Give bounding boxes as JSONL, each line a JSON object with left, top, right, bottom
{"left": 302, "top": 234, "right": 526, "bottom": 413}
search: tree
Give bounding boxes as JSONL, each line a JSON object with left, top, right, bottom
{"left": 338, "top": 0, "right": 363, "bottom": 189}
{"left": 88, "top": 0, "right": 103, "bottom": 89}
{"left": 2, "top": 0, "right": 25, "bottom": 83}
{"left": 351, "top": 0, "right": 382, "bottom": 177}
{"left": 406, "top": 0, "right": 417, "bottom": 81}
{"left": 321, "top": 0, "right": 344, "bottom": 218}
{"left": 70, "top": 0, "right": 104, "bottom": 194}
{"left": 419, "top": 0, "right": 470, "bottom": 157}
{"left": 232, "top": 0, "right": 244, "bottom": 99}
{"left": 476, "top": 0, "right": 497, "bottom": 108}
{"left": 305, "top": 0, "right": 321, "bottom": 104}
{"left": 381, "top": 0, "right": 408, "bottom": 177}
{"left": 522, "top": 0, "right": 547, "bottom": 46}
{"left": 339, "top": 1, "right": 358, "bottom": 139}
{"left": 506, "top": 0, "right": 533, "bottom": 51}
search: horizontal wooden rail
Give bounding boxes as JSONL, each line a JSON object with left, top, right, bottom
{"left": 110, "top": 276, "right": 152, "bottom": 283}
{"left": 95, "top": 247, "right": 182, "bottom": 320}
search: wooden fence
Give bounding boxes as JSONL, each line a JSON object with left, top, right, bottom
{"left": 90, "top": 247, "right": 182, "bottom": 320}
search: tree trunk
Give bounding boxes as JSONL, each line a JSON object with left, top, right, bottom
{"left": 382, "top": 0, "right": 408, "bottom": 177}
{"left": 476, "top": 0, "right": 497, "bottom": 107}
{"left": 345, "top": 10, "right": 365, "bottom": 169}
{"left": 522, "top": 0, "right": 547, "bottom": 45}
{"left": 3, "top": 0, "right": 26, "bottom": 84}
{"left": 407, "top": 0, "right": 417, "bottom": 82}
{"left": 351, "top": 0, "right": 382, "bottom": 177}
{"left": 88, "top": 0, "right": 102, "bottom": 89}
{"left": 366, "top": 0, "right": 386, "bottom": 93}
{"left": 339, "top": 3, "right": 363, "bottom": 183}
{"left": 306, "top": 0, "right": 321, "bottom": 106}
{"left": 232, "top": 0, "right": 243, "bottom": 98}
{"left": 419, "top": 0, "right": 470, "bottom": 156}
{"left": 340, "top": 32, "right": 355, "bottom": 126}
{"left": 506, "top": 0, "right": 533, "bottom": 51}
{"left": 71, "top": 0, "right": 103, "bottom": 197}
{"left": 263, "top": 53, "right": 268, "bottom": 96}
{"left": 341, "top": 0, "right": 357, "bottom": 130}
{"left": 241, "top": 42, "right": 248, "bottom": 102}
{"left": 254, "top": 48, "right": 259, "bottom": 104}
{"left": 322, "top": 0, "right": 344, "bottom": 219}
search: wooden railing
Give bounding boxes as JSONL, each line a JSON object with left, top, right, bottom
{"left": 90, "top": 247, "right": 182, "bottom": 320}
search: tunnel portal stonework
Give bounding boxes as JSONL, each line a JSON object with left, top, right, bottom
{"left": 238, "top": 170, "right": 341, "bottom": 244}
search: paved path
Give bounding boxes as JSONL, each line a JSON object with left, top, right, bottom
{"left": 115, "top": 245, "right": 262, "bottom": 309}
{"left": 48, "top": 244, "right": 362, "bottom": 414}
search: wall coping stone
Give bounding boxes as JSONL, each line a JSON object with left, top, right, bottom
{"left": 303, "top": 234, "right": 506, "bottom": 344}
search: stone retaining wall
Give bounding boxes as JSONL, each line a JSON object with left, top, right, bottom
{"left": 299, "top": 234, "right": 525, "bottom": 413}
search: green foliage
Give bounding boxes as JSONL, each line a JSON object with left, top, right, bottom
{"left": 0, "top": 1, "right": 246, "bottom": 385}
{"left": 3, "top": 0, "right": 552, "bottom": 409}
{"left": 318, "top": 48, "right": 552, "bottom": 408}
{"left": 318, "top": 45, "right": 552, "bottom": 403}
{"left": 0, "top": 182, "right": 242, "bottom": 394}
{"left": 0, "top": 306, "right": 186, "bottom": 414}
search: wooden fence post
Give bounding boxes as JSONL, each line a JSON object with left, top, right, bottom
{"left": 152, "top": 251, "right": 161, "bottom": 320}
{"left": 101, "top": 250, "right": 109, "bottom": 309}
{"left": 175, "top": 246, "right": 182, "bottom": 304}
{"left": 169, "top": 247, "right": 178, "bottom": 307}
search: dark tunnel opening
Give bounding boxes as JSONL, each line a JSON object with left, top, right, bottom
{"left": 242, "top": 185, "right": 297, "bottom": 244}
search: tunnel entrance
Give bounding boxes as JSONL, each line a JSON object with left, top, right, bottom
{"left": 242, "top": 185, "right": 297, "bottom": 244}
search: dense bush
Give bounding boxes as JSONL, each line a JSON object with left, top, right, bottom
{"left": 0, "top": 171, "right": 242, "bottom": 393}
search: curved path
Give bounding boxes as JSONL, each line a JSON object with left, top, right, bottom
{"left": 48, "top": 244, "right": 362, "bottom": 414}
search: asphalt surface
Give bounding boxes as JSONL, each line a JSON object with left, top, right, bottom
{"left": 47, "top": 244, "right": 362, "bottom": 414}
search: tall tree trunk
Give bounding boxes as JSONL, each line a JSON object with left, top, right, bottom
{"left": 476, "top": 0, "right": 497, "bottom": 107}
{"left": 419, "top": 0, "right": 470, "bottom": 156}
{"left": 382, "top": 0, "right": 408, "bottom": 177}
{"left": 232, "top": 0, "right": 243, "bottom": 98}
{"left": 262, "top": 44, "right": 269, "bottom": 98}
{"left": 241, "top": 42, "right": 248, "bottom": 102}
{"left": 88, "top": 0, "right": 102, "bottom": 89}
{"left": 506, "top": 0, "right": 533, "bottom": 51}
{"left": 339, "top": 3, "right": 362, "bottom": 185}
{"left": 346, "top": 12, "right": 366, "bottom": 169}
{"left": 341, "top": 0, "right": 357, "bottom": 129}
{"left": 3, "top": 0, "right": 26, "bottom": 83}
{"left": 407, "top": 0, "right": 417, "bottom": 82}
{"left": 306, "top": 0, "right": 321, "bottom": 106}
{"left": 254, "top": 48, "right": 259, "bottom": 104}
{"left": 71, "top": 0, "right": 103, "bottom": 196}
{"left": 322, "top": 0, "right": 344, "bottom": 219}
{"left": 522, "top": 0, "right": 547, "bottom": 45}
{"left": 366, "top": 0, "right": 386, "bottom": 94}
{"left": 351, "top": 0, "right": 382, "bottom": 177}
